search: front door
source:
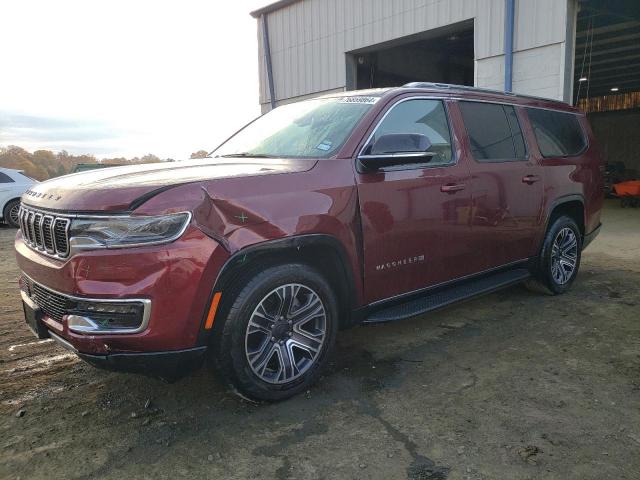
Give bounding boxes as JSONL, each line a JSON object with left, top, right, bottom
{"left": 354, "top": 97, "right": 474, "bottom": 304}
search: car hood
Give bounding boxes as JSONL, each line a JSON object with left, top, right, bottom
{"left": 20, "top": 158, "right": 318, "bottom": 212}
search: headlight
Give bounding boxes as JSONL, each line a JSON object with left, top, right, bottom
{"left": 69, "top": 212, "right": 191, "bottom": 250}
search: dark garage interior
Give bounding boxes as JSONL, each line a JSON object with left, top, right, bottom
{"left": 574, "top": 0, "right": 640, "bottom": 188}
{"left": 348, "top": 21, "right": 474, "bottom": 90}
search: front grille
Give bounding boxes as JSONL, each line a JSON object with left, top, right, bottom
{"left": 19, "top": 205, "right": 70, "bottom": 258}
{"left": 21, "top": 275, "right": 76, "bottom": 322}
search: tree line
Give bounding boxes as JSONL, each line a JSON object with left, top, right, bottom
{"left": 0, "top": 146, "right": 210, "bottom": 180}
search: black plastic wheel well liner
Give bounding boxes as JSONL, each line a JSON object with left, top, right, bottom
{"left": 547, "top": 195, "right": 585, "bottom": 235}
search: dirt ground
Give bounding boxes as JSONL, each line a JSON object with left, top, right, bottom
{"left": 1, "top": 199, "right": 639, "bottom": 480}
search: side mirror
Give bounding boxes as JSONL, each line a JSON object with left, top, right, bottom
{"left": 358, "top": 133, "right": 435, "bottom": 171}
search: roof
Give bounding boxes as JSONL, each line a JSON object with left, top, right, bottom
{"left": 284, "top": 83, "right": 576, "bottom": 112}
{"left": 400, "top": 82, "right": 576, "bottom": 111}
{"left": 250, "top": 0, "right": 302, "bottom": 18}
{"left": 402, "top": 82, "right": 562, "bottom": 103}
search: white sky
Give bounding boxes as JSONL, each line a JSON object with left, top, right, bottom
{"left": 0, "top": 0, "right": 272, "bottom": 159}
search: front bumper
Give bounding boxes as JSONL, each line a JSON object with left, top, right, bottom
{"left": 15, "top": 224, "right": 230, "bottom": 360}
{"left": 49, "top": 330, "right": 207, "bottom": 381}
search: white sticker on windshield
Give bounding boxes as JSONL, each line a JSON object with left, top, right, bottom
{"left": 338, "top": 96, "right": 380, "bottom": 105}
{"left": 316, "top": 140, "right": 333, "bottom": 151}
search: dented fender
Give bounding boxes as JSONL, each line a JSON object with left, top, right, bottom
{"left": 134, "top": 159, "right": 365, "bottom": 304}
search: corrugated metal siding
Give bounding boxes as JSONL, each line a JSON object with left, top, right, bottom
{"left": 515, "top": 0, "right": 567, "bottom": 52}
{"left": 475, "top": 0, "right": 505, "bottom": 59}
{"left": 257, "top": 0, "right": 570, "bottom": 105}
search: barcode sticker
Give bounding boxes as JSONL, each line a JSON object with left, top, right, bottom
{"left": 338, "top": 96, "right": 380, "bottom": 105}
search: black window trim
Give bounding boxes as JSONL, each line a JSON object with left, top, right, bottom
{"left": 525, "top": 106, "right": 589, "bottom": 159}
{"left": 357, "top": 95, "right": 458, "bottom": 172}
{"left": 458, "top": 99, "right": 530, "bottom": 164}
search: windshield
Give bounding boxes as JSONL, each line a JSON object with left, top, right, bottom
{"left": 214, "top": 97, "right": 376, "bottom": 159}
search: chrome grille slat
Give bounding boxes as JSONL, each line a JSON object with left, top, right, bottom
{"left": 18, "top": 205, "right": 71, "bottom": 259}
{"left": 42, "top": 216, "right": 55, "bottom": 253}
{"left": 33, "top": 213, "right": 43, "bottom": 247}
{"left": 53, "top": 218, "right": 70, "bottom": 255}
{"left": 23, "top": 210, "right": 30, "bottom": 241}
{"left": 27, "top": 211, "right": 36, "bottom": 244}
{"left": 19, "top": 208, "right": 28, "bottom": 236}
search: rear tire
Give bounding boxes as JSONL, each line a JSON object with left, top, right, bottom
{"left": 213, "top": 263, "right": 338, "bottom": 402}
{"left": 3, "top": 200, "right": 20, "bottom": 228}
{"left": 528, "top": 215, "right": 582, "bottom": 295}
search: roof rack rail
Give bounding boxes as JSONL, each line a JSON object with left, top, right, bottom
{"left": 402, "top": 82, "right": 559, "bottom": 103}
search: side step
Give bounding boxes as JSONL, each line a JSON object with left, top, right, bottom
{"left": 364, "top": 268, "right": 531, "bottom": 324}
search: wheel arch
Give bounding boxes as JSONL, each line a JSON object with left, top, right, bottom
{"left": 205, "top": 234, "right": 360, "bottom": 336}
{"left": 545, "top": 194, "right": 585, "bottom": 237}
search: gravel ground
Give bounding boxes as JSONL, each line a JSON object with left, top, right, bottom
{"left": 1, "top": 199, "right": 639, "bottom": 480}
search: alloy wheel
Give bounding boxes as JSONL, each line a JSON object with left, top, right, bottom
{"left": 9, "top": 203, "right": 20, "bottom": 227}
{"left": 550, "top": 227, "right": 578, "bottom": 285}
{"left": 245, "top": 283, "right": 327, "bottom": 384}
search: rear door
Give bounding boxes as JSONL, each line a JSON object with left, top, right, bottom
{"left": 354, "top": 96, "right": 475, "bottom": 304}
{"left": 525, "top": 107, "right": 600, "bottom": 238}
{"left": 453, "top": 101, "right": 544, "bottom": 270}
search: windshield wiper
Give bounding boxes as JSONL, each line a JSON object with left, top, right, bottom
{"left": 217, "top": 152, "right": 277, "bottom": 158}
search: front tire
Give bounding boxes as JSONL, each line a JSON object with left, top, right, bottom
{"left": 530, "top": 215, "right": 582, "bottom": 295}
{"left": 214, "top": 263, "right": 338, "bottom": 402}
{"left": 3, "top": 199, "right": 20, "bottom": 228}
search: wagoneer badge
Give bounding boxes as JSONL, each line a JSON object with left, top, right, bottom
{"left": 25, "top": 190, "right": 62, "bottom": 201}
{"left": 376, "top": 255, "right": 425, "bottom": 271}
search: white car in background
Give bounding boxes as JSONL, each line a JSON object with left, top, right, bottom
{"left": 1, "top": 168, "right": 35, "bottom": 228}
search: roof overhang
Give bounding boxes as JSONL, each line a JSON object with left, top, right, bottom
{"left": 250, "top": 0, "right": 302, "bottom": 18}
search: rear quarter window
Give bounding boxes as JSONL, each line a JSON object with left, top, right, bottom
{"left": 0, "top": 172, "right": 15, "bottom": 183}
{"left": 527, "top": 108, "right": 586, "bottom": 157}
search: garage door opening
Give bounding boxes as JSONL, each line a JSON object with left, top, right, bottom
{"left": 346, "top": 21, "right": 474, "bottom": 90}
{"left": 573, "top": 2, "right": 640, "bottom": 190}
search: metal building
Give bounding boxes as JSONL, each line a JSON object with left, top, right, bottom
{"left": 251, "top": 0, "right": 579, "bottom": 111}
{"left": 251, "top": 0, "right": 640, "bottom": 174}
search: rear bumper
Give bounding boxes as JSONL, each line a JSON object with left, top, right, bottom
{"left": 50, "top": 331, "right": 207, "bottom": 381}
{"left": 582, "top": 223, "right": 602, "bottom": 250}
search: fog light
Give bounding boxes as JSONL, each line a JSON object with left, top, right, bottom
{"left": 66, "top": 300, "right": 149, "bottom": 334}
{"left": 67, "top": 315, "right": 101, "bottom": 333}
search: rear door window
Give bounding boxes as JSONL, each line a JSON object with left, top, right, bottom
{"left": 526, "top": 108, "right": 586, "bottom": 157}
{"left": 459, "top": 101, "right": 527, "bottom": 162}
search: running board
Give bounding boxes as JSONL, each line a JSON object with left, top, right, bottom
{"left": 364, "top": 268, "right": 531, "bottom": 324}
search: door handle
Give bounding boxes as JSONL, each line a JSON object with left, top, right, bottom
{"left": 440, "top": 183, "right": 466, "bottom": 193}
{"left": 522, "top": 175, "right": 541, "bottom": 184}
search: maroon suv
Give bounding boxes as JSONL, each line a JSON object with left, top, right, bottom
{"left": 15, "top": 83, "right": 603, "bottom": 401}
